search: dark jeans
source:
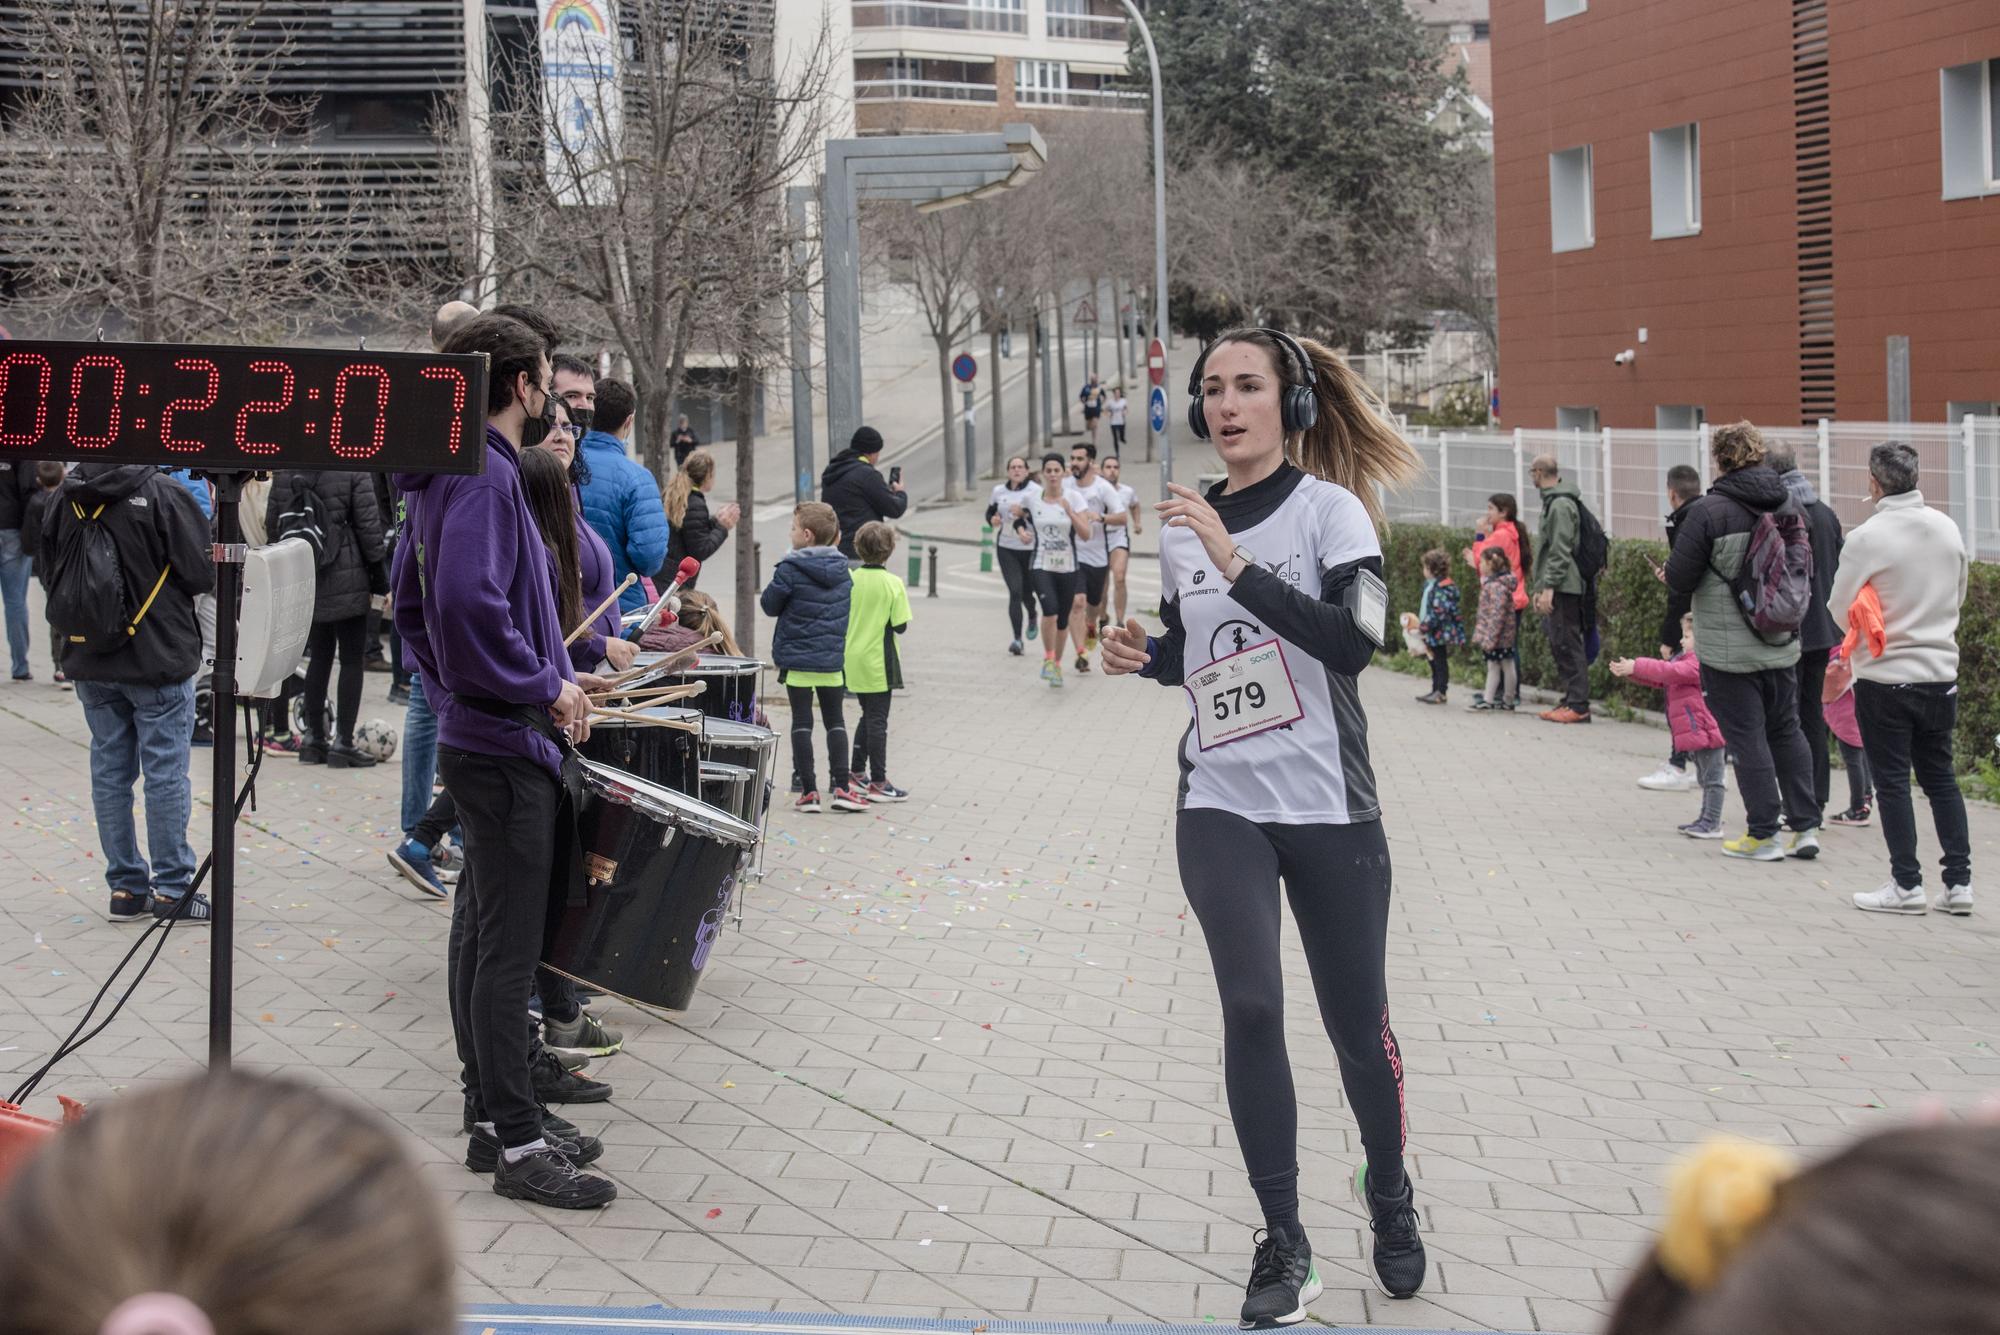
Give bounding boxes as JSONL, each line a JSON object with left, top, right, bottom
{"left": 440, "top": 747, "right": 559, "bottom": 1149}
{"left": 1854, "top": 680, "right": 1970, "bottom": 891}
{"left": 1701, "top": 664, "right": 1820, "bottom": 840}
{"left": 1543, "top": 592, "right": 1589, "bottom": 712}
{"left": 1427, "top": 648, "right": 1450, "bottom": 695}
{"left": 1796, "top": 646, "right": 1830, "bottom": 810}
{"left": 852, "top": 690, "right": 892, "bottom": 784}
{"left": 786, "top": 683, "right": 849, "bottom": 792}
{"left": 303, "top": 613, "right": 368, "bottom": 742}
{"left": 410, "top": 787, "right": 458, "bottom": 851}
{"left": 1838, "top": 739, "right": 1873, "bottom": 812}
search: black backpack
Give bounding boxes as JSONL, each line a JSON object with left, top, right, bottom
{"left": 1569, "top": 497, "right": 1610, "bottom": 586}
{"left": 275, "top": 477, "right": 340, "bottom": 568}
{"left": 45, "top": 500, "right": 171, "bottom": 654}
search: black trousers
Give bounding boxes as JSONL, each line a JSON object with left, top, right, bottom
{"left": 852, "top": 690, "right": 892, "bottom": 785}
{"left": 440, "top": 747, "right": 558, "bottom": 1149}
{"left": 1796, "top": 646, "right": 1830, "bottom": 810}
{"left": 1031, "top": 569, "right": 1078, "bottom": 631}
{"left": 1701, "top": 664, "right": 1821, "bottom": 840}
{"left": 997, "top": 546, "right": 1037, "bottom": 639}
{"left": 1543, "top": 592, "right": 1589, "bottom": 711}
{"left": 1176, "top": 809, "right": 1407, "bottom": 1208}
{"left": 410, "top": 788, "right": 458, "bottom": 850}
{"left": 1854, "top": 680, "right": 1970, "bottom": 891}
{"left": 1110, "top": 422, "right": 1127, "bottom": 448}
{"left": 1427, "top": 647, "right": 1451, "bottom": 695}
{"left": 786, "top": 683, "right": 849, "bottom": 792}
{"left": 303, "top": 613, "right": 368, "bottom": 742}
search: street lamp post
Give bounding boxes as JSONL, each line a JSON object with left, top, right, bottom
{"left": 1118, "top": 0, "right": 1172, "bottom": 498}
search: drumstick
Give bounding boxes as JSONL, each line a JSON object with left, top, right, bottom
{"left": 587, "top": 706, "right": 703, "bottom": 733}
{"left": 564, "top": 573, "right": 638, "bottom": 647}
{"left": 587, "top": 682, "right": 708, "bottom": 706}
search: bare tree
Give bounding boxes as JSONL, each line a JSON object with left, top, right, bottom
{"left": 0, "top": 1, "right": 356, "bottom": 342}
{"left": 1169, "top": 154, "right": 1355, "bottom": 336}
{"left": 866, "top": 201, "right": 985, "bottom": 502}
{"left": 1417, "top": 155, "right": 1497, "bottom": 368}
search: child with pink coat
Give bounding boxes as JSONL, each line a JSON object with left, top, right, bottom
{"left": 1610, "top": 614, "right": 1729, "bottom": 839}
{"left": 1822, "top": 646, "right": 1873, "bottom": 826}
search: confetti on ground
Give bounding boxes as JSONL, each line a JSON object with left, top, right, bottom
{"left": 704, "top": 1208, "right": 723, "bottom": 1220}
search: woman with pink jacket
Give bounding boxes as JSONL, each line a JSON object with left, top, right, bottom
{"left": 1462, "top": 494, "right": 1532, "bottom": 708}
{"left": 1611, "top": 613, "right": 1729, "bottom": 838}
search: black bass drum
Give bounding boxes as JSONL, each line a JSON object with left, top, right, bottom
{"left": 666, "top": 654, "right": 763, "bottom": 725}
{"left": 577, "top": 706, "right": 703, "bottom": 795}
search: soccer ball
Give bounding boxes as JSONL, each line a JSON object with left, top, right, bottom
{"left": 354, "top": 718, "right": 398, "bottom": 762}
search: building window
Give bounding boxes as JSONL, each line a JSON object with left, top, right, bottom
{"left": 1016, "top": 58, "right": 1067, "bottom": 100}
{"left": 1940, "top": 57, "right": 2000, "bottom": 200}
{"left": 1545, "top": 0, "right": 1586, "bottom": 22}
{"left": 1557, "top": 406, "right": 1599, "bottom": 435}
{"left": 1549, "top": 146, "right": 1594, "bottom": 252}
{"left": 1656, "top": 405, "right": 1705, "bottom": 432}
{"left": 1650, "top": 124, "right": 1701, "bottom": 238}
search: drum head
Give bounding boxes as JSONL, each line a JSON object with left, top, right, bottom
{"left": 578, "top": 758, "right": 760, "bottom": 847}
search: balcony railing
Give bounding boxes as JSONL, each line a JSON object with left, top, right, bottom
{"left": 853, "top": 2, "right": 1027, "bottom": 35}
{"left": 1045, "top": 13, "right": 1127, "bottom": 41}
{"left": 854, "top": 77, "right": 1000, "bottom": 104}
{"left": 1014, "top": 85, "right": 1145, "bottom": 109}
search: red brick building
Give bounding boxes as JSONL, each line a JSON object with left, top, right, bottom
{"left": 1492, "top": 0, "right": 2000, "bottom": 430}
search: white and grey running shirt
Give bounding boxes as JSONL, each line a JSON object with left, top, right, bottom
{"left": 1149, "top": 464, "right": 1384, "bottom": 825}
{"left": 990, "top": 481, "right": 1038, "bottom": 552}
{"left": 1025, "top": 492, "right": 1083, "bottom": 574}
{"left": 1106, "top": 482, "right": 1140, "bottom": 552}
{"left": 1063, "top": 473, "right": 1124, "bottom": 568}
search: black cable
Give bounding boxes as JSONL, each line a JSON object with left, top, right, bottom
{"left": 9, "top": 706, "right": 266, "bottom": 1106}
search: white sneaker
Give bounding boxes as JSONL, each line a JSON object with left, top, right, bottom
{"left": 1786, "top": 830, "right": 1821, "bottom": 860}
{"left": 1637, "top": 763, "right": 1695, "bottom": 792}
{"left": 1933, "top": 884, "right": 1974, "bottom": 916}
{"left": 1853, "top": 881, "right": 1927, "bottom": 915}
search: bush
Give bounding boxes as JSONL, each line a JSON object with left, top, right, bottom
{"left": 1375, "top": 522, "right": 2000, "bottom": 775}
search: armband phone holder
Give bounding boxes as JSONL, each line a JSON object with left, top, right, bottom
{"left": 1349, "top": 568, "right": 1388, "bottom": 647}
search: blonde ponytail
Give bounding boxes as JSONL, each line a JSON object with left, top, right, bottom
{"left": 663, "top": 449, "right": 715, "bottom": 527}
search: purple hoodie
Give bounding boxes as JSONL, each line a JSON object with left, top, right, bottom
{"left": 568, "top": 488, "right": 622, "bottom": 674}
{"left": 393, "top": 425, "right": 572, "bottom": 777}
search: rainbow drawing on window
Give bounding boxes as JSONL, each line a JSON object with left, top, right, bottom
{"left": 543, "top": 0, "right": 608, "bottom": 36}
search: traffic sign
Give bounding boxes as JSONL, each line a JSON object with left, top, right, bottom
{"left": 952, "top": 352, "right": 977, "bottom": 384}
{"left": 1148, "top": 385, "right": 1169, "bottom": 435}
{"left": 1147, "top": 338, "right": 1166, "bottom": 387}
{"left": 1072, "top": 297, "right": 1097, "bottom": 326}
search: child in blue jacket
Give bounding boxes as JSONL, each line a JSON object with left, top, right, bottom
{"left": 760, "top": 501, "right": 864, "bottom": 812}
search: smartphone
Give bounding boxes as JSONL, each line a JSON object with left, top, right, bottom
{"left": 889, "top": 466, "right": 902, "bottom": 486}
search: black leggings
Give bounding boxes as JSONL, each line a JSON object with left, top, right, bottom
{"left": 852, "top": 690, "right": 892, "bottom": 785}
{"left": 304, "top": 613, "right": 368, "bottom": 742}
{"left": 1177, "top": 808, "right": 1407, "bottom": 1220}
{"left": 786, "top": 683, "right": 849, "bottom": 792}
{"left": 1030, "top": 569, "right": 1077, "bottom": 631}
{"left": 998, "top": 546, "right": 1037, "bottom": 639}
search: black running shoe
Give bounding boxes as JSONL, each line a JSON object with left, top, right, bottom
{"left": 491, "top": 1145, "right": 616, "bottom": 1209}
{"left": 465, "top": 1120, "right": 603, "bottom": 1173}
{"left": 152, "top": 892, "right": 212, "bottom": 922}
{"left": 462, "top": 1100, "right": 587, "bottom": 1142}
{"left": 1238, "top": 1228, "right": 1321, "bottom": 1329}
{"left": 531, "top": 1045, "right": 612, "bottom": 1103}
{"left": 1353, "top": 1164, "right": 1427, "bottom": 1298}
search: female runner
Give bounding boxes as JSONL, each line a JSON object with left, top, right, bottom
{"left": 1014, "top": 453, "right": 1094, "bottom": 689}
{"left": 987, "top": 455, "right": 1041, "bottom": 656}
{"left": 1102, "top": 329, "right": 1425, "bottom": 1323}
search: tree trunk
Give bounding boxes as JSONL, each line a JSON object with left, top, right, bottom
{"left": 638, "top": 386, "right": 672, "bottom": 484}
{"left": 733, "top": 358, "right": 758, "bottom": 656}
{"left": 1056, "top": 294, "right": 1072, "bottom": 436}
{"left": 1089, "top": 276, "right": 1101, "bottom": 382}
{"left": 988, "top": 323, "right": 1004, "bottom": 478}
{"left": 1112, "top": 275, "right": 1129, "bottom": 385}
{"left": 937, "top": 335, "right": 959, "bottom": 503}
{"left": 1024, "top": 311, "right": 1040, "bottom": 455}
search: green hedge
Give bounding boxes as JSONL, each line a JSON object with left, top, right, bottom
{"left": 1377, "top": 522, "right": 2000, "bottom": 775}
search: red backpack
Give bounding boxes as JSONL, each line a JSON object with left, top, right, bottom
{"left": 1720, "top": 506, "right": 1813, "bottom": 645}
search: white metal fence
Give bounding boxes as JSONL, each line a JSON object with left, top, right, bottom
{"left": 1388, "top": 419, "right": 2000, "bottom": 561}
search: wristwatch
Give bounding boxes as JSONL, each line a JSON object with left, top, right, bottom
{"left": 1224, "top": 545, "right": 1256, "bottom": 583}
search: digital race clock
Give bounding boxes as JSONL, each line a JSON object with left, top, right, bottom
{"left": 0, "top": 339, "right": 489, "bottom": 475}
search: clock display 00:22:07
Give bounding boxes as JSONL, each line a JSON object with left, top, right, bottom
{"left": 0, "top": 340, "right": 489, "bottom": 475}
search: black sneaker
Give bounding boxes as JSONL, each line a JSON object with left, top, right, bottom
{"left": 152, "top": 892, "right": 213, "bottom": 922}
{"left": 104, "top": 889, "right": 152, "bottom": 923}
{"left": 465, "top": 1120, "right": 604, "bottom": 1173}
{"left": 1238, "top": 1227, "right": 1321, "bottom": 1328}
{"left": 1353, "top": 1164, "right": 1426, "bottom": 1298}
{"left": 492, "top": 1145, "right": 616, "bottom": 1209}
{"left": 531, "top": 1045, "right": 612, "bottom": 1103}
{"left": 462, "top": 1100, "right": 588, "bottom": 1142}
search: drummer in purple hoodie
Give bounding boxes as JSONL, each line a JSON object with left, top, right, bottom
{"left": 392, "top": 312, "right": 616, "bottom": 1211}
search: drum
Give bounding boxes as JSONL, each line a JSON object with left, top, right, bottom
{"left": 578, "top": 706, "right": 702, "bottom": 795}
{"left": 666, "top": 654, "right": 764, "bottom": 724}
{"left": 699, "top": 761, "right": 757, "bottom": 825}
{"left": 701, "top": 719, "right": 779, "bottom": 823}
{"left": 544, "top": 760, "right": 761, "bottom": 1011}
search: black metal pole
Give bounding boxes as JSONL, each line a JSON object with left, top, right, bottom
{"left": 204, "top": 472, "right": 247, "bottom": 1069}
{"left": 927, "top": 545, "right": 938, "bottom": 599}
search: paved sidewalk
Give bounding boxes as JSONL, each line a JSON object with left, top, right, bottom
{"left": 3, "top": 548, "right": 1997, "bottom": 1334}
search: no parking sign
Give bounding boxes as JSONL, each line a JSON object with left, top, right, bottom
{"left": 1148, "top": 385, "right": 1168, "bottom": 435}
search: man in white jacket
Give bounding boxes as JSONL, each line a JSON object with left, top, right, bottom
{"left": 1828, "top": 441, "right": 1972, "bottom": 916}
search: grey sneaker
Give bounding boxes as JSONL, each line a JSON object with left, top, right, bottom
{"left": 1933, "top": 884, "right": 1974, "bottom": 916}
{"left": 1238, "top": 1228, "right": 1321, "bottom": 1327}
{"left": 1853, "top": 881, "right": 1927, "bottom": 915}
{"left": 1678, "top": 819, "right": 1724, "bottom": 840}
{"left": 1786, "top": 829, "right": 1821, "bottom": 860}
{"left": 544, "top": 1008, "right": 624, "bottom": 1059}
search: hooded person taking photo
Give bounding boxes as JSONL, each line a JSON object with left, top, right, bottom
{"left": 820, "top": 426, "right": 908, "bottom": 559}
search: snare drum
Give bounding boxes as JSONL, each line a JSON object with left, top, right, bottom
{"left": 667, "top": 654, "right": 764, "bottom": 724}
{"left": 698, "top": 761, "right": 757, "bottom": 825}
{"left": 578, "top": 705, "right": 703, "bottom": 795}
{"left": 544, "top": 759, "right": 761, "bottom": 1011}
{"left": 701, "top": 719, "right": 778, "bottom": 823}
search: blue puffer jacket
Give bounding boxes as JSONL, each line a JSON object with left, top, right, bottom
{"left": 576, "top": 429, "right": 669, "bottom": 614}
{"left": 760, "top": 545, "right": 852, "bottom": 673}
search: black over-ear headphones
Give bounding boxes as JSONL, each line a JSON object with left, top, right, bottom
{"left": 1185, "top": 328, "right": 1320, "bottom": 440}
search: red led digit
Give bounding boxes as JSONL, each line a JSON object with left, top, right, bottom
{"left": 420, "top": 366, "right": 468, "bottom": 455}
{"left": 65, "top": 354, "right": 127, "bottom": 449}
{"left": 0, "top": 351, "right": 53, "bottom": 448}
{"left": 329, "top": 363, "right": 391, "bottom": 460}
{"left": 159, "top": 358, "right": 220, "bottom": 454}
{"left": 233, "top": 359, "right": 295, "bottom": 454}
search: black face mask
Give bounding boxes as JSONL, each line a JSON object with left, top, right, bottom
{"left": 520, "top": 386, "right": 556, "bottom": 449}
{"left": 567, "top": 403, "right": 595, "bottom": 434}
